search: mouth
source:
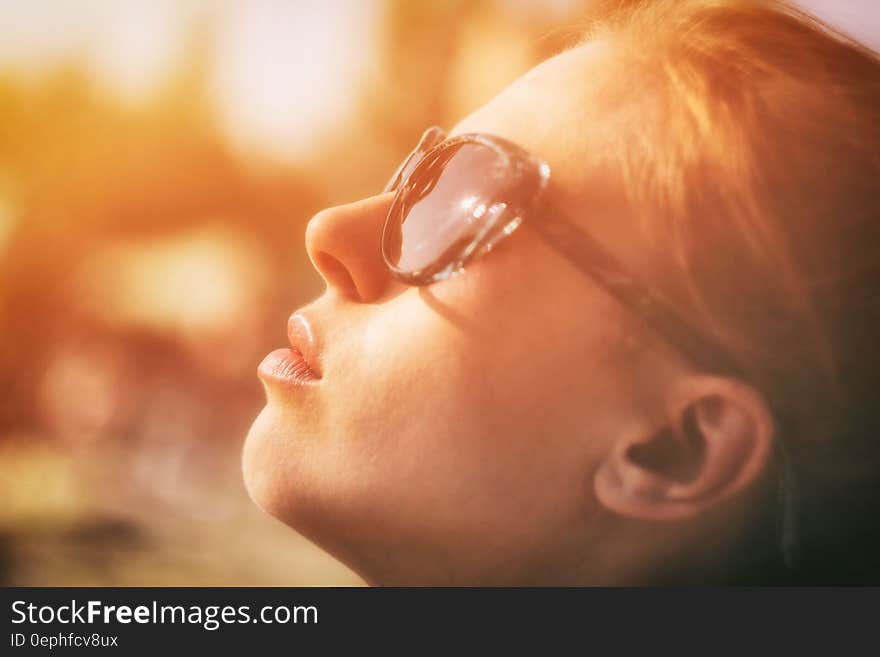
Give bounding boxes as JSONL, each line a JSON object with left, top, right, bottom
{"left": 257, "top": 312, "right": 322, "bottom": 387}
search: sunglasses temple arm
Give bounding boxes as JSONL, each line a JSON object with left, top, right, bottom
{"left": 530, "top": 199, "right": 743, "bottom": 376}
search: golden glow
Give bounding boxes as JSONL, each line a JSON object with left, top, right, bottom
{"left": 75, "top": 226, "right": 269, "bottom": 334}
{"left": 211, "top": 0, "right": 380, "bottom": 162}
{"left": 4, "top": 0, "right": 870, "bottom": 586}
{"left": 0, "top": 1, "right": 379, "bottom": 160}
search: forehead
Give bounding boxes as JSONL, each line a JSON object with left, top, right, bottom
{"left": 450, "top": 39, "right": 645, "bottom": 264}
{"left": 450, "top": 41, "right": 621, "bottom": 192}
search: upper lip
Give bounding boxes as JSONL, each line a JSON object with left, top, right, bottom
{"left": 287, "top": 311, "right": 322, "bottom": 377}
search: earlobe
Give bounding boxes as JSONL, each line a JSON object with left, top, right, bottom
{"left": 594, "top": 377, "right": 775, "bottom": 521}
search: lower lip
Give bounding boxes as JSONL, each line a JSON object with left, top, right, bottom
{"left": 258, "top": 348, "right": 320, "bottom": 386}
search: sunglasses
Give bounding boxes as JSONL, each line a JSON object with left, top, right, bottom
{"left": 382, "top": 126, "right": 800, "bottom": 568}
{"left": 382, "top": 126, "right": 735, "bottom": 375}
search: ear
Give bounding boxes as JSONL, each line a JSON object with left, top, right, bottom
{"left": 593, "top": 376, "right": 775, "bottom": 521}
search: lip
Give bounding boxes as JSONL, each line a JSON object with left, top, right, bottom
{"left": 287, "top": 312, "right": 322, "bottom": 376}
{"left": 258, "top": 348, "right": 319, "bottom": 386}
{"left": 257, "top": 312, "right": 322, "bottom": 387}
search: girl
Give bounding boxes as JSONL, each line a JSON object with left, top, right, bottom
{"left": 244, "top": 0, "right": 880, "bottom": 585}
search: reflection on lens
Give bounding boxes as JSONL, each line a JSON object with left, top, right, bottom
{"left": 383, "top": 142, "right": 511, "bottom": 276}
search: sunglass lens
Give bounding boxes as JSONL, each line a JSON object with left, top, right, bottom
{"left": 383, "top": 142, "right": 515, "bottom": 279}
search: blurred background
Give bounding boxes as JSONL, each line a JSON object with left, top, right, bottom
{"left": 0, "top": 0, "right": 875, "bottom": 586}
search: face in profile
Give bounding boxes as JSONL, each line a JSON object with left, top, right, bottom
{"left": 242, "top": 38, "right": 780, "bottom": 585}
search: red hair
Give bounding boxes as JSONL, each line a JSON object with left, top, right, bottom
{"left": 580, "top": 0, "right": 880, "bottom": 580}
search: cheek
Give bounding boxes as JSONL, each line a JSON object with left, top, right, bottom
{"left": 321, "top": 273, "right": 626, "bottom": 531}
{"left": 244, "top": 236, "right": 638, "bottom": 567}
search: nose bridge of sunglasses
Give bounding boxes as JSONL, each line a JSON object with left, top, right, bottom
{"left": 383, "top": 127, "right": 449, "bottom": 193}
{"left": 418, "top": 126, "right": 447, "bottom": 151}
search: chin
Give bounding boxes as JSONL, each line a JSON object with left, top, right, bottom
{"left": 242, "top": 404, "right": 295, "bottom": 520}
{"left": 242, "top": 404, "right": 359, "bottom": 555}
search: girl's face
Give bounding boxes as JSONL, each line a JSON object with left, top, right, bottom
{"left": 243, "top": 43, "right": 682, "bottom": 584}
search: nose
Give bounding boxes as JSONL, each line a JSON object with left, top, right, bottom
{"left": 305, "top": 192, "right": 396, "bottom": 302}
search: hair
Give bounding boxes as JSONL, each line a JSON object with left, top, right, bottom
{"left": 577, "top": 0, "right": 880, "bottom": 582}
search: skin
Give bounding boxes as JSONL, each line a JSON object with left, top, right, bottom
{"left": 243, "top": 40, "right": 776, "bottom": 585}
